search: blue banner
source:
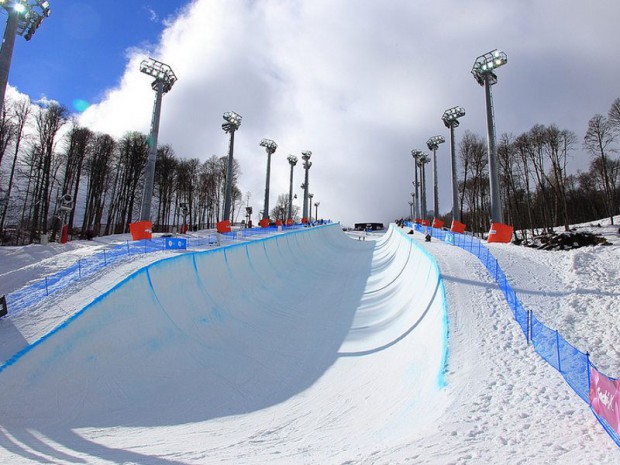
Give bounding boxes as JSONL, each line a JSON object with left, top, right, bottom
{"left": 165, "top": 238, "right": 187, "bottom": 250}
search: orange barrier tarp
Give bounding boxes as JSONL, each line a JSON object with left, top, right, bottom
{"left": 216, "top": 220, "right": 231, "bottom": 233}
{"left": 432, "top": 219, "right": 444, "bottom": 229}
{"left": 487, "top": 222, "right": 513, "bottom": 243}
{"left": 450, "top": 220, "right": 466, "bottom": 234}
{"left": 129, "top": 221, "right": 153, "bottom": 241}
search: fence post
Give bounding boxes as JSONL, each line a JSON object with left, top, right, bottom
{"left": 555, "top": 330, "right": 562, "bottom": 373}
{"left": 126, "top": 241, "right": 130, "bottom": 255}
{"left": 45, "top": 276, "right": 49, "bottom": 296}
{"left": 103, "top": 249, "right": 107, "bottom": 266}
{"left": 495, "top": 258, "right": 499, "bottom": 281}
{"left": 586, "top": 352, "right": 591, "bottom": 404}
{"left": 527, "top": 309, "right": 532, "bottom": 345}
{"left": 78, "top": 259, "right": 82, "bottom": 278}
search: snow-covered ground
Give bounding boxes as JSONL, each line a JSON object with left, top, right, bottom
{"left": 0, "top": 220, "right": 618, "bottom": 464}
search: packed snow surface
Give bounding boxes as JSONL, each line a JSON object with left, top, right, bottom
{"left": 0, "top": 221, "right": 618, "bottom": 464}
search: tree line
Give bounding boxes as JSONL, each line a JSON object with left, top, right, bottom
{"left": 0, "top": 98, "right": 246, "bottom": 245}
{"left": 443, "top": 97, "right": 620, "bottom": 239}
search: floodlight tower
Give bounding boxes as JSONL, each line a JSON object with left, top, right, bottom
{"left": 411, "top": 150, "right": 424, "bottom": 219}
{"left": 417, "top": 153, "right": 430, "bottom": 220}
{"left": 0, "top": 0, "right": 51, "bottom": 116}
{"left": 308, "top": 193, "right": 314, "bottom": 223}
{"left": 426, "top": 135, "right": 445, "bottom": 222}
{"left": 408, "top": 200, "right": 414, "bottom": 220}
{"left": 314, "top": 201, "right": 320, "bottom": 222}
{"left": 472, "top": 49, "right": 507, "bottom": 225}
{"left": 301, "top": 151, "right": 312, "bottom": 222}
{"left": 442, "top": 106, "right": 466, "bottom": 227}
{"left": 287, "top": 154, "right": 298, "bottom": 222}
{"left": 221, "top": 111, "right": 242, "bottom": 222}
{"left": 260, "top": 138, "right": 277, "bottom": 221}
{"left": 139, "top": 57, "right": 177, "bottom": 222}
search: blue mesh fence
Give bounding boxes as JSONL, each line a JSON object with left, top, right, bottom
{"left": 2, "top": 223, "right": 316, "bottom": 319}
{"left": 406, "top": 221, "right": 619, "bottom": 447}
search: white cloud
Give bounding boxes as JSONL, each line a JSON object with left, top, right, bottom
{"left": 78, "top": 0, "right": 620, "bottom": 227}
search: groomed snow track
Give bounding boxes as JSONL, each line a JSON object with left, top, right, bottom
{"left": 0, "top": 224, "right": 448, "bottom": 464}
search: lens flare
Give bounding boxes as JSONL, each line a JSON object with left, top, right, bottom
{"left": 72, "top": 99, "right": 90, "bottom": 112}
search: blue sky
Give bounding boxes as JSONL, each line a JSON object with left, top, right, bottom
{"left": 3, "top": 1, "right": 620, "bottom": 227}
{"left": 7, "top": 0, "right": 189, "bottom": 112}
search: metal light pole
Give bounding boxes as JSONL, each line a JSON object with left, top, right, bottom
{"left": 308, "top": 193, "right": 314, "bottom": 223}
{"left": 411, "top": 150, "right": 423, "bottom": 219}
{"left": 472, "top": 49, "right": 507, "bottom": 224}
{"left": 0, "top": 0, "right": 50, "bottom": 116}
{"left": 260, "top": 138, "right": 277, "bottom": 221}
{"left": 418, "top": 153, "right": 430, "bottom": 220}
{"left": 287, "top": 154, "right": 297, "bottom": 222}
{"left": 442, "top": 106, "right": 466, "bottom": 224}
{"left": 426, "top": 135, "right": 445, "bottom": 220}
{"left": 221, "top": 111, "right": 242, "bottom": 222}
{"left": 301, "top": 151, "right": 312, "bottom": 222}
{"left": 139, "top": 57, "right": 177, "bottom": 222}
{"left": 314, "top": 201, "right": 320, "bottom": 222}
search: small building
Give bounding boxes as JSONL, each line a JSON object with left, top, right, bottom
{"left": 354, "top": 222, "right": 384, "bottom": 231}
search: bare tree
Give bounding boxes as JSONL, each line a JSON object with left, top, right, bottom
{"left": 0, "top": 98, "right": 30, "bottom": 234}
{"left": 459, "top": 131, "right": 489, "bottom": 234}
{"left": 584, "top": 114, "right": 617, "bottom": 224}
{"left": 545, "top": 125, "right": 576, "bottom": 231}
{"left": 29, "top": 102, "right": 68, "bottom": 242}
{"left": 154, "top": 145, "right": 177, "bottom": 232}
{"left": 50, "top": 124, "right": 94, "bottom": 240}
{"left": 82, "top": 133, "right": 115, "bottom": 235}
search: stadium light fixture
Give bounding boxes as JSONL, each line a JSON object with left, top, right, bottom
{"left": 417, "top": 153, "right": 431, "bottom": 220}
{"left": 442, "top": 106, "right": 466, "bottom": 224}
{"left": 411, "top": 149, "right": 424, "bottom": 219}
{"left": 259, "top": 138, "right": 278, "bottom": 221}
{"left": 314, "top": 201, "right": 320, "bottom": 222}
{"left": 0, "top": 0, "right": 51, "bottom": 115}
{"left": 221, "top": 111, "right": 242, "bottom": 222}
{"left": 287, "top": 155, "right": 298, "bottom": 222}
{"left": 472, "top": 49, "right": 507, "bottom": 224}
{"left": 138, "top": 57, "right": 177, "bottom": 222}
{"left": 426, "top": 135, "right": 445, "bottom": 221}
{"left": 301, "top": 151, "right": 312, "bottom": 223}
{"left": 308, "top": 193, "right": 314, "bottom": 223}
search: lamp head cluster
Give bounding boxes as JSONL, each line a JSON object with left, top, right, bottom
{"left": 442, "top": 106, "right": 466, "bottom": 128}
{"left": 301, "top": 150, "right": 312, "bottom": 162}
{"left": 426, "top": 135, "right": 445, "bottom": 151}
{"left": 417, "top": 153, "right": 430, "bottom": 165}
{"left": 411, "top": 149, "right": 424, "bottom": 160}
{"left": 259, "top": 138, "right": 277, "bottom": 154}
{"left": 309, "top": 193, "right": 314, "bottom": 200}
{"left": 472, "top": 49, "right": 507, "bottom": 86}
{"left": 222, "top": 111, "right": 242, "bottom": 133}
{"left": 1, "top": 0, "right": 51, "bottom": 41}
{"left": 140, "top": 57, "right": 177, "bottom": 93}
{"left": 287, "top": 154, "right": 298, "bottom": 166}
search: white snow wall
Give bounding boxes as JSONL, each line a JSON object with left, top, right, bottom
{"left": 0, "top": 223, "right": 448, "bottom": 434}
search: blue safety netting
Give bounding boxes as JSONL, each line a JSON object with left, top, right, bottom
{"left": 406, "top": 222, "right": 619, "bottom": 447}
{"left": 2, "top": 223, "right": 318, "bottom": 319}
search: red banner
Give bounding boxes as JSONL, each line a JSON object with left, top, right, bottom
{"left": 590, "top": 365, "right": 620, "bottom": 433}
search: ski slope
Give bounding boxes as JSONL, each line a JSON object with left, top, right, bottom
{"left": 0, "top": 224, "right": 450, "bottom": 464}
